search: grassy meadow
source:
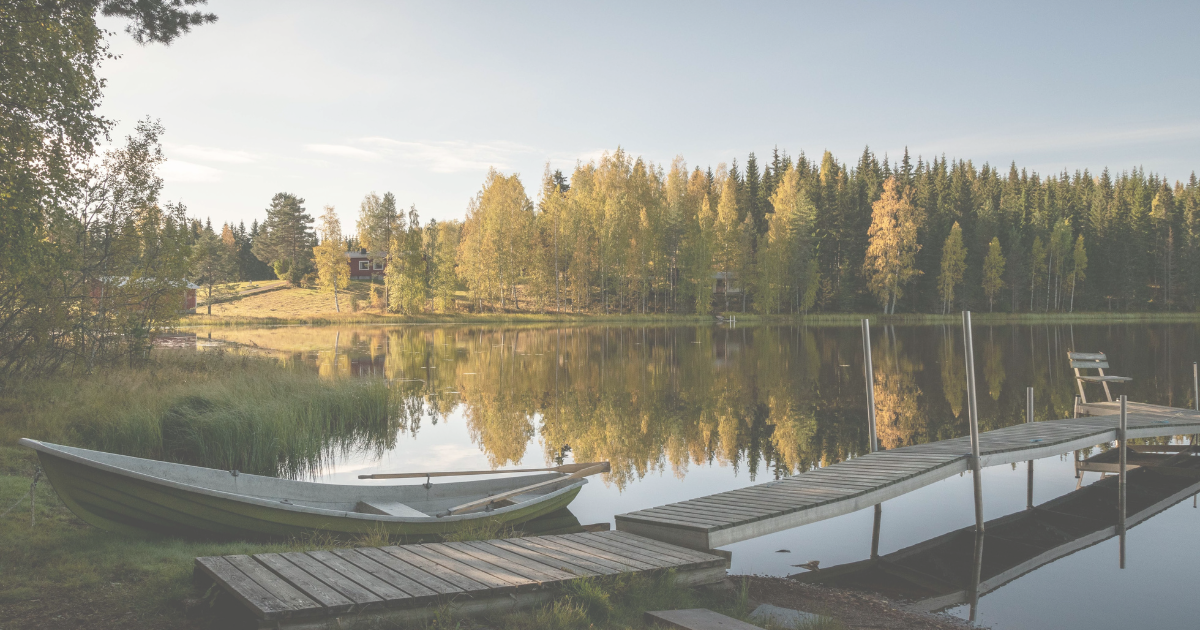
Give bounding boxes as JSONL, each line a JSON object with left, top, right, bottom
{"left": 185, "top": 279, "right": 1200, "bottom": 327}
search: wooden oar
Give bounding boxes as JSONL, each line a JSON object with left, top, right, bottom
{"left": 437, "top": 462, "right": 609, "bottom": 517}
{"left": 358, "top": 461, "right": 608, "bottom": 480}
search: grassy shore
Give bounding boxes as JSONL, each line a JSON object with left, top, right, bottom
{"left": 187, "top": 280, "right": 1200, "bottom": 327}
{"left": 0, "top": 351, "right": 397, "bottom": 478}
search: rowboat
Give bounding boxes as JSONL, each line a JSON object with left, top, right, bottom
{"left": 19, "top": 438, "right": 606, "bottom": 540}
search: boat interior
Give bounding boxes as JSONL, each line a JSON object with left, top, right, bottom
{"left": 26, "top": 440, "right": 577, "bottom": 519}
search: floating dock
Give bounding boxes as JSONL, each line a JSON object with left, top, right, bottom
{"left": 194, "top": 530, "right": 729, "bottom": 628}
{"left": 615, "top": 402, "right": 1200, "bottom": 550}
{"left": 793, "top": 451, "right": 1200, "bottom": 611}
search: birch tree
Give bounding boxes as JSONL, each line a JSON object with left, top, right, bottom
{"left": 982, "top": 237, "right": 1006, "bottom": 312}
{"left": 314, "top": 205, "right": 349, "bottom": 312}
{"left": 863, "top": 177, "right": 924, "bottom": 314}
{"left": 937, "top": 222, "right": 966, "bottom": 314}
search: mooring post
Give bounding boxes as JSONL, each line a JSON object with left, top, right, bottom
{"left": 1026, "top": 387, "right": 1034, "bottom": 510}
{"left": 862, "top": 319, "right": 883, "bottom": 558}
{"left": 1193, "top": 362, "right": 1198, "bottom": 412}
{"left": 1113, "top": 396, "right": 1123, "bottom": 566}
{"left": 961, "top": 311, "right": 984, "bottom": 534}
{"left": 871, "top": 503, "right": 882, "bottom": 559}
{"left": 862, "top": 319, "right": 878, "bottom": 453}
{"left": 969, "top": 531, "right": 984, "bottom": 622}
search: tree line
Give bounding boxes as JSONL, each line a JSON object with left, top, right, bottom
{"left": 234, "top": 147, "right": 1198, "bottom": 317}
{"left": 443, "top": 149, "right": 1199, "bottom": 315}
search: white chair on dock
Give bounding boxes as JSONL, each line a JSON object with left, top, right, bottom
{"left": 1068, "top": 351, "right": 1131, "bottom": 403}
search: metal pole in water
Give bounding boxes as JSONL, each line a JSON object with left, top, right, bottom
{"left": 862, "top": 318, "right": 883, "bottom": 558}
{"left": 862, "top": 319, "right": 878, "bottom": 453}
{"left": 969, "top": 531, "right": 984, "bottom": 622}
{"left": 1026, "top": 387, "right": 1034, "bottom": 510}
{"left": 961, "top": 311, "right": 985, "bottom": 534}
{"left": 1119, "top": 394, "right": 1127, "bottom": 569}
{"left": 871, "top": 504, "right": 882, "bottom": 559}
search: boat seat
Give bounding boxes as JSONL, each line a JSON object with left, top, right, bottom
{"left": 355, "top": 500, "right": 427, "bottom": 518}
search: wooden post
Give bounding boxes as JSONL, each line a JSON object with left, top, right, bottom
{"left": 1118, "top": 394, "right": 1127, "bottom": 569}
{"left": 861, "top": 319, "right": 878, "bottom": 453}
{"left": 961, "top": 311, "right": 984, "bottom": 535}
{"left": 1074, "top": 395, "right": 1080, "bottom": 419}
{"left": 1193, "top": 362, "right": 1198, "bottom": 412}
{"left": 1026, "top": 387, "right": 1034, "bottom": 510}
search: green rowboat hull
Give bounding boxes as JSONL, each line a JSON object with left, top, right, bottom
{"left": 22, "top": 439, "right": 585, "bottom": 541}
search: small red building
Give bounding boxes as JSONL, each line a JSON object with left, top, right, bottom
{"left": 89, "top": 278, "right": 199, "bottom": 313}
{"left": 347, "top": 251, "right": 386, "bottom": 280}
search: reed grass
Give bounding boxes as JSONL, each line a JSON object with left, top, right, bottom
{"left": 0, "top": 349, "right": 395, "bottom": 478}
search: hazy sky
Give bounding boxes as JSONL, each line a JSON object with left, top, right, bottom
{"left": 96, "top": 1, "right": 1200, "bottom": 229}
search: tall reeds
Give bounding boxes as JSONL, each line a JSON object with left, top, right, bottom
{"left": 1, "top": 350, "right": 396, "bottom": 478}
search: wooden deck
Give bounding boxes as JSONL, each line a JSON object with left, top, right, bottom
{"left": 194, "top": 531, "right": 729, "bottom": 628}
{"left": 615, "top": 402, "right": 1200, "bottom": 550}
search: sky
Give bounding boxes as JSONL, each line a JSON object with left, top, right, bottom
{"left": 95, "top": 1, "right": 1200, "bottom": 230}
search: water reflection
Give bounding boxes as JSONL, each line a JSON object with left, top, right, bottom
{"left": 197, "top": 323, "right": 1200, "bottom": 488}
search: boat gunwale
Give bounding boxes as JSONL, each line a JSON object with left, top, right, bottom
{"left": 19, "top": 438, "right": 586, "bottom": 523}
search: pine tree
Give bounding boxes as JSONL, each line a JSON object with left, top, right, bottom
{"left": 982, "top": 237, "right": 1005, "bottom": 312}
{"left": 252, "top": 193, "right": 314, "bottom": 286}
{"left": 937, "top": 222, "right": 966, "bottom": 313}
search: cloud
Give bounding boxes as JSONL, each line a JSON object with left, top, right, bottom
{"left": 359, "top": 137, "right": 539, "bottom": 173}
{"left": 305, "top": 144, "right": 381, "bottom": 160}
{"left": 167, "top": 144, "right": 257, "bottom": 164}
{"left": 159, "top": 160, "right": 221, "bottom": 183}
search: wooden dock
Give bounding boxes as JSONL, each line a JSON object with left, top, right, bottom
{"left": 194, "top": 530, "right": 729, "bottom": 628}
{"left": 795, "top": 454, "right": 1200, "bottom": 611}
{"left": 615, "top": 402, "right": 1200, "bottom": 550}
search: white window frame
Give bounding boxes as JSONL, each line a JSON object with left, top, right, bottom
{"left": 358, "top": 260, "right": 370, "bottom": 271}
{"left": 373, "top": 260, "right": 384, "bottom": 270}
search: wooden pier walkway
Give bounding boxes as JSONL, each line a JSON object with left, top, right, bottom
{"left": 615, "top": 402, "right": 1200, "bottom": 550}
{"left": 194, "top": 530, "right": 729, "bottom": 628}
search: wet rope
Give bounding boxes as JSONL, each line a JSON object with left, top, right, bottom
{"left": 0, "top": 467, "right": 41, "bottom": 525}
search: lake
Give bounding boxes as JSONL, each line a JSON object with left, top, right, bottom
{"left": 190, "top": 321, "right": 1200, "bottom": 629}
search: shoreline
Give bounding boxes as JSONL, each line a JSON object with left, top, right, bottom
{"left": 180, "top": 310, "right": 1200, "bottom": 328}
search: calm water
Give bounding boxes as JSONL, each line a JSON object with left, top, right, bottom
{"left": 193, "top": 322, "right": 1200, "bottom": 629}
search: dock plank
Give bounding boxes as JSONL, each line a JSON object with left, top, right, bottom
{"left": 356, "top": 547, "right": 464, "bottom": 595}
{"left": 279, "top": 552, "right": 383, "bottom": 606}
{"left": 380, "top": 545, "right": 490, "bottom": 592}
{"left": 617, "top": 401, "right": 1200, "bottom": 550}
{"left": 195, "top": 556, "right": 294, "bottom": 620}
{"left": 224, "top": 555, "right": 321, "bottom": 616}
{"left": 254, "top": 553, "right": 355, "bottom": 612}
{"left": 332, "top": 549, "right": 440, "bottom": 599}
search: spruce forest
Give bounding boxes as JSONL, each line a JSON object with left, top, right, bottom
{"left": 292, "top": 147, "right": 1199, "bottom": 316}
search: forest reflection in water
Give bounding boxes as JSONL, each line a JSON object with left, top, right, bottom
{"left": 199, "top": 322, "right": 1200, "bottom": 489}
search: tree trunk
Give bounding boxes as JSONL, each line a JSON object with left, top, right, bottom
{"left": 1070, "top": 273, "right": 1076, "bottom": 312}
{"left": 333, "top": 288, "right": 340, "bottom": 312}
